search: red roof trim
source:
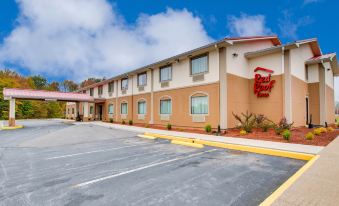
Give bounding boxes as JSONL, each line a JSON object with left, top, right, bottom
{"left": 254, "top": 67, "right": 274, "bottom": 73}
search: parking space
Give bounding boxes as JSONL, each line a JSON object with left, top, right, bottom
{"left": 0, "top": 120, "right": 305, "bottom": 206}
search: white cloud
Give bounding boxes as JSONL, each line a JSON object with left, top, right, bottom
{"left": 278, "top": 11, "right": 313, "bottom": 40}
{"left": 0, "top": 0, "right": 213, "bottom": 80}
{"left": 227, "top": 14, "right": 273, "bottom": 37}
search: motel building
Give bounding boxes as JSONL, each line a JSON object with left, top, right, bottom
{"left": 65, "top": 36, "right": 338, "bottom": 130}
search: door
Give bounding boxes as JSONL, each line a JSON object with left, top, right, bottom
{"left": 99, "top": 105, "right": 103, "bottom": 120}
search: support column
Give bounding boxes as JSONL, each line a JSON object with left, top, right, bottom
{"left": 83, "top": 102, "right": 89, "bottom": 122}
{"left": 150, "top": 69, "right": 154, "bottom": 124}
{"left": 9, "top": 98, "right": 16, "bottom": 127}
{"left": 219, "top": 47, "right": 227, "bottom": 129}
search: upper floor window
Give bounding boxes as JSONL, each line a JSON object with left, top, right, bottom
{"left": 191, "top": 54, "right": 208, "bottom": 75}
{"left": 108, "top": 82, "right": 114, "bottom": 93}
{"left": 121, "top": 78, "right": 128, "bottom": 90}
{"left": 160, "top": 65, "right": 172, "bottom": 82}
{"left": 160, "top": 99, "right": 172, "bottom": 114}
{"left": 89, "top": 88, "right": 94, "bottom": 96}
{"left": 191, "top": 95, "right": 208, "bottom": 114}
{"left": 138, "top": 72, "right": 147, "bottom": 86}
{"left": 98, "top": 85, "right": 103, "bottom": 95}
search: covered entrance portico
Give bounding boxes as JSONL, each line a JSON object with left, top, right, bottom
{"left": 3, "top": 88, "right": 94, "bottom": 127}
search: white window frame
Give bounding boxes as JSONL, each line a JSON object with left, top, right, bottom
{"left": 108, "top": 82, "right": 114, "bottom": 93}
{"left": 121, "top": 78, "right": 128, "bottom": 90}
{"left": 120, "top": 102, "right": 128, "bottom": 115}
{"left": 108, "top": 104, "right": 114, "bottom": 114}
{"left": 190, "top": 53, "right": 209, "bottom": 75}
{"left": 137, "top": 72, "right": 147, "bottom": 87}
{"left": 137, "top": 99, "right": 147, "bottom": 114}
{"left": 159, "top": 65, "right": 172, "bottom": 82}
{"left": 159, "top": 97, "right": 172, "bottom": 115}
{"left": 189, "top": 92, "right": 209, "bottom": 115}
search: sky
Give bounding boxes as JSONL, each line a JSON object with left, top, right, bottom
{"left": 0, "top": 0, "right": 338, "bottom": 100}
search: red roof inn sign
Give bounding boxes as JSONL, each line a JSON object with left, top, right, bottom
{"left": 253, "top": 67, "right": 276, "bottom": 97}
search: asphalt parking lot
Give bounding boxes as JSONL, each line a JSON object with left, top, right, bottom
{"left": 0, "top": 120, "right": 305, "bottom": 206}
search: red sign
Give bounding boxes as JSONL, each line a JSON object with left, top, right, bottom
{"left": 253, "top": 67, "right": 276, "bottom": 97}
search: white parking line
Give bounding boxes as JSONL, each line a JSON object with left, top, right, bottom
{"left": 45, "top": 143, "right": 152, "bottom": 160}
{"left": 73, "top": 149, "right": 218, "bottom": 188}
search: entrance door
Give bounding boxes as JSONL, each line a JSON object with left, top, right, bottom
{"left": 98, "top": 105, "right": 103, "bottom": 120}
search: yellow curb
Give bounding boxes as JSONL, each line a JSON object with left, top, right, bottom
{"left": 137, "top": 134, "right": 157, "bottom": 140}
{"left": 171, "top": 140, "right": 204, "bottom": 148}
{"left": 260, "top": 155, "right": 320, "bottom": 206}
{"left": 144, "top": 132, "right": 194, "bottom": 143}
{"left": 1, "top": 125, "right": 24, "bottom": 130}
{"left": 194, "top": 139, "right": 314, "bottom": 161}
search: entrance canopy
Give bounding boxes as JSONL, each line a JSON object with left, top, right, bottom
{"left": 3, "top": 88, "right": 94, "bottom": 102}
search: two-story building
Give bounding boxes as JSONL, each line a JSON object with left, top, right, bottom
{"left": 66, "top": 36, "right": 338, "bottom": 129}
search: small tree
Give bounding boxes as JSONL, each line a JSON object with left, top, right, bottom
{"left": 232, "top": 111, "right": 256, "bottom": 133}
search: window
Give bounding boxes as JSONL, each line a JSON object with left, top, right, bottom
{"left": 68, "top": 108, "right": 70, "bottom": 114}
{"left": 138, "top": 101, "right": 146, "bottom": 114}
{"left": 191, "top": 95, "right": 208, "bottom": 114}
{"left": 191, "top": 54, "right": 208, "bottom": 75}
{"left": 160, "top": 66, "right": 172, "bottom": 82}
{"left": 98, "top": 86, "right": 103, "bottom": 95}
{"left": 138, "top": 73, "right": 147, "bottom": 86}
{"left": 108, "top": 104, "right": 114, "bottom": 114}
{"left": 121, "top": 78, "right": 128, "bottom": 90}
{"left": 121, "top": 102, "right": 128, "bottom": 114}
{"left": 72, "top": 108, "right": 75, "bottom": 114}
{"left": 90, "top": 106, "right": 94, "bottom": 114}
{"left": 108, "top": 82, "right": 114, "bottom": 93}
{"left": 90, "top": 88, "right": 94, "bottom": 96}
{"left": 160, "top": 99, "right": 172, "bottom": 114}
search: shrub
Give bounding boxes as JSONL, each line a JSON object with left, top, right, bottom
{"left": 204, "top": 124, "right": 212, "bottom": 133}
{"left": 166, "top": 123, "right": 172, "bottom": 130}
{"left": 313, "top": 128, "right": 321, "bottom": 136}
{"left": 305, "top": 132, "right": 314, "bottom": 140}
{"left": 327, "top": 127, "right": 334, "bottom": 132}
{"left": 319, "top": 127, "right": 327, "bottom": 133}
{"left": 274, "top": 117, "right": 294, "bottom": 135}
{"left": 122, "top": 120, "right": 126, "bottom": 124}
{"left": 240, "top": 130, "right": 247, "bottom": 135}
{"left": 109, "top": 118, "right": 114, "bottom": 123}
{"left": 282, "top": 130, "right": 291, "bottom": 141}
{"left": 128, "top": 120, "right": 133, "bottom": 125}
{"left": 144, "top": 123, "right": 149, "bottom": 128}
{"left": 261, "top": 123, "right": 271, "bottom": 132}
{"left": 232, "top": 111, "right": 256, "bottom": 133}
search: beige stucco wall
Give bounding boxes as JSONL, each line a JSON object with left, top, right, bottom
{"left": 132, "top": 93, "right": 151, "bottom": 124}
{"left": 291, "top": 75, "right": 308, "bottom": 126}
{"left": 308, "top": 83, "right": 320, "bottom": 125}
{"left": 289, "top": 44, "right": 314, "bottom": 81}
{"left": 153, "top": 83, "right": 220, "bottom": 128}
{"left": 326, "top": 85, "right": 335, "bottom": 124}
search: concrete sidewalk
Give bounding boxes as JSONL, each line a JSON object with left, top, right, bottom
{"left": 272, "top": 136, "right": 339, "bottom": 206}
{"left": 79, "top": 121, "right": 323, "bottom": 155}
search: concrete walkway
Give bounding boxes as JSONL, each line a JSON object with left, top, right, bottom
{"left": 272, "top": 136, "right": 339, "bottom": 206}
{"left": 79, "top": 121, "right": 324, "bottom": 155}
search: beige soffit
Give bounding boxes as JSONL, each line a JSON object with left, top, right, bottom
{"left": 245, "top": 38, "right": 321, "bottom": 59}
{"left": 79, "top": 36, "right": 281, "bottom": 91}
{"left": 306, "top": 53, "right": 338, "bottom": 76}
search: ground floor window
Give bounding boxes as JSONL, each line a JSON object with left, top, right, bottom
{"left": 160, "top": 99, "right": 171, "bottom": 114}
{"left": 72, "top": 108, "right": 75, "bottom": 114}
{"left": 90, "top": 106, "right": 94, "bottom": 114}
{"left": 121, "top": 102, "right": 128, "bottom": 114}
{"left": 138, "top": 101, "right": 146, "bottom": 114}
{"left": 108, "top": 104, "right": 114, "bottom": 114}
{"left": 191, "top": 95, "right": 208, "bottom": 114}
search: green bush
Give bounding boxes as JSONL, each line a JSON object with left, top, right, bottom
{"left": 128, "top": 120, "right": 133, "bottom": 125}
{"left": 144, "top": 123, "right": 149, "bottom": 128}
{"left": 109, "top": 118, "right": 114, "bottom": 123}
{"left": 122, "top": 120, "right": 126, "bottom": 124}
{"left": 204, "top": 124, "right": 212, "bottom": 133}
{"left": 274, "top": 117, "right": 294, "bottom": 135}
{"left": 282, "top": 130, "right": 291, "bottom": 141}
{"left": 166, "top": 123, "right": 172, "bottom": 130}
{"left": 305, "top": 132, "right": 314, "bottom": 140}
{"left": 261, "top": 123, "right": 271, "bottom": 132}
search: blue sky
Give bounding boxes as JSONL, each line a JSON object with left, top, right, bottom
{"left": 0, "top": 0, "right": 338, "bottom": 100}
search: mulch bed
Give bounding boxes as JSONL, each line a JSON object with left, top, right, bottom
{"left": 109, "top": 122, "right": 339, "bottom": 146}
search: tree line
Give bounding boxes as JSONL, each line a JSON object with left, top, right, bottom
{"left": 0, "top": 69, "right": 102, "bottom": 120}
